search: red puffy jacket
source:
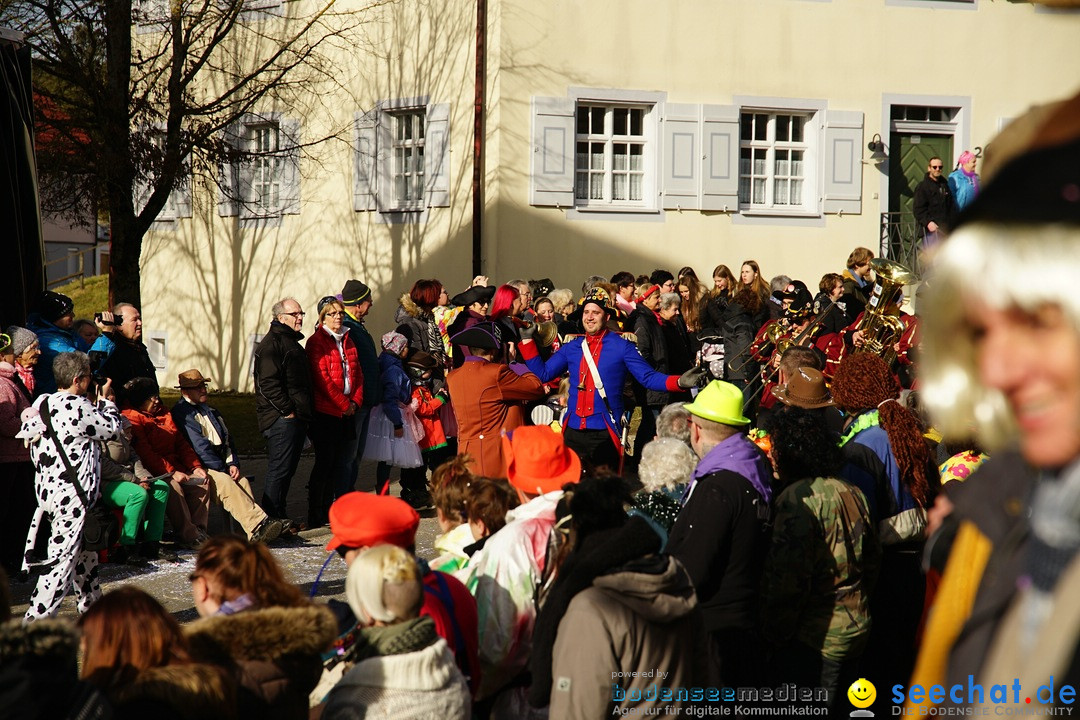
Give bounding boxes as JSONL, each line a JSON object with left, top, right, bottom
{"left": 307, "top": 325, "right": 364, "bottom": 417}
{"left": 123, "top": 407, "right": 201, "bottom": 475}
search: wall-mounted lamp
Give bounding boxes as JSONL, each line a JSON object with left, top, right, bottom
{"left": 863, "top": 134, "right": 887, "bottom": 165}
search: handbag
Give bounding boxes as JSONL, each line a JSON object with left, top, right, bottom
{"left": 39, "top": 397, "right": 120, "bottom": 552}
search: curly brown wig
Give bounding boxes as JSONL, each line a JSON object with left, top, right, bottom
{"left": 832, "top": 353, "right": 932, "bottom": 506}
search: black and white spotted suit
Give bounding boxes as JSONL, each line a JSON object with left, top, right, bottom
{"left": 20, "top": 391, "right": 122, "bottom": 621}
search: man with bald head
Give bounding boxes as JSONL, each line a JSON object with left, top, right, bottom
{"left": 254, "top": 297, "right": 314, "bottom": 522}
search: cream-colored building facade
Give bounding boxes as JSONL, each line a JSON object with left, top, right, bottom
{"left": 139, "top": 0, "right": 1080, "bottom": 390}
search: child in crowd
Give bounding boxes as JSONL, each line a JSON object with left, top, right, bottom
{"left": 429, "top": 454, "right": 475, "bottom": 574}
{"left": 364, "top": 332, "right": 424, "bottom": 501}
{"left": 464, "top": 477, "right": 519, "bottom": 555}
{"left": 402, "top": 351, "right": 452, "bottom": 510}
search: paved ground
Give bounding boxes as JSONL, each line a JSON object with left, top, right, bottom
{"left": 8, "top": 453, "right": 442, "bottom": 622}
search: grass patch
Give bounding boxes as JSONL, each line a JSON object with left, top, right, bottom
{"left": 54, "top": 274, "right": 110, "bottom": 321}
{"left": 160, "top": 390, "right": 265, "bottom": 456}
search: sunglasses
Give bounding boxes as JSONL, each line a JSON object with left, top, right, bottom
{"left": 930, "top": 164, "right": 943, "bottom": 169}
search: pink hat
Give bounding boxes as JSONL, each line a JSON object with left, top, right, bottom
{"left": 958, "top": 150, "right": 976, "bottom": 166}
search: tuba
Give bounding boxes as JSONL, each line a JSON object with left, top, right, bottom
{"left": 854, "top": 258, "right": 919, "bottom": 367}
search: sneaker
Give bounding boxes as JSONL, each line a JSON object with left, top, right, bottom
{"left": 250, "top": 518, "right": 285, "bottom": 544}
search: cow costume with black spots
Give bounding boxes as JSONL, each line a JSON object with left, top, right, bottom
{"left": 18, "top": 351, "right": 123, "bottom": 622}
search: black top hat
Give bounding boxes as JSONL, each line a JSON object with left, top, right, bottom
{"left": 450, "top": 321, "right": 503, "bottom": 351}
{"left": 450, "top": 285, "right": 497, "bottom": 308}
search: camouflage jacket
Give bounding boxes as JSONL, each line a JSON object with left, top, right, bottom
{"left": 760, "top": 476, "right": 881, "bottom": 661}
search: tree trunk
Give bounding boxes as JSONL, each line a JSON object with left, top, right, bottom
{"left": 108, "top": 209, "right": 143, "bottom": 308}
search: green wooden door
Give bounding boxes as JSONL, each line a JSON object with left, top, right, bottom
{"left": 886, "top": 133, "right": 953, "bottom": 269}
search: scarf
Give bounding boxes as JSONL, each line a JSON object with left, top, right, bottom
{"left": 322, "top": 324, "right": 351, "bottom": 395}
{"left": 574, "top": 331, "right": 606, "bottom": 421}
{"left": 1022, "top": 459, "right": 1080, "bottom": 652}
{"left": 683, "top": 432, "right": 773, "bottom": 505}
{"left": 14, "top": 362, "right": 35, "bottom": 397}
{"left": 348, "top": 616, "right": 439, "bottom": 664}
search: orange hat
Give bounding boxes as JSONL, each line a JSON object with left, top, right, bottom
{"left": 325, "top": 492, "right": 420, "bottom": 551}
{"left": 502, "top": 426, "right": 582, "bottom": 496}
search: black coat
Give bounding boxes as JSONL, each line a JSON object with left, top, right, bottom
{"left": 254, "top": 321, "right": 313, "bottom": 432}
{"left": 630, "top": 308, "right": 669, "bottom": 407}
{"left": 720, "top": 302, "right": 758, "bottom": 383}
{"left": 101, "top": 336, "right": 158, "bottom": 397}
{"left": 913, "top": 173, "right": 957, "bottom": 233}
{"left": 666, "top": 469, "right": 771, "bottom": 633}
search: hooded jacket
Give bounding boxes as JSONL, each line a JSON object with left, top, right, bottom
{"left": 0, "top": 618, "right": 112, "bottom": 720}
{"left": 547, "top": 555, "right": 706, "bottom": 719}
{"left": 25, "top": 313, "right": 114, "bottom": 395}
{"left": 341, "top": 311, "right": 381, "bottom": 408}
{"left": 0, "top": 361, "right": 31, "bottom": 463}
{"left": 395, "top": 294, "right": 447, "bottom": 367}
{"left": 186, "top": 604, "right": 337, "bottom": 720}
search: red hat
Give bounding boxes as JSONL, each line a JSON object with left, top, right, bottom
{"left": 325, "top": 492, "right": 420, "bottom": 551}
{"left": 502, "top": 426, "right": 582, "bottom": 496}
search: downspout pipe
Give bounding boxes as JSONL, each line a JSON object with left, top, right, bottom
{"left": 472, "top": 0, "right": 486, "bottom": 277}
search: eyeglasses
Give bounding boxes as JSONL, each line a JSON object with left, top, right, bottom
{"left": 324, "top": 311, "right": 345, "bottom": 318}
{"left": 281, "top": 311, "right": 306, "bottom": 318}
{"left": 929, "top": 165, "right": 943, "bottom": 169}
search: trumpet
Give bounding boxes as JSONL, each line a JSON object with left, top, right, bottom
{"left": 730, "top": 319, "right": 789, "bottom": 374}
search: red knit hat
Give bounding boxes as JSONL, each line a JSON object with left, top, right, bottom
{"left": 325, "top": 492, "right": 420, "bottom": 551}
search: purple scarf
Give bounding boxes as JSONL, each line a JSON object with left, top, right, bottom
{"left": 682, "top": 432, "right": 772, "bottom": 505}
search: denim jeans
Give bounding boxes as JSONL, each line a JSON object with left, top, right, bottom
{"left": 260, "top": 415, "right": 307, "bottom": 520}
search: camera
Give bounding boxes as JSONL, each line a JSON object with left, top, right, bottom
{"left": 88, "top": 350, "right": 109, "bottom": 386}
{"left": 94, "top": 312, "right": 116, "bottom": 327}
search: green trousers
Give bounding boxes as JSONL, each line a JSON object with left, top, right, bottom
{"left": 101, "top": 478, "right": 170, "bottom": 545}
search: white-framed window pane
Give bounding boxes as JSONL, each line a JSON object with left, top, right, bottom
{"left": 391, "top": 110, "right": 425, "bottom": 207}
{"left": 613, "top": 174, "right": 627, "bottom": 201}
{"left": 739, "top": 111, "right": 810, "bottom": 209}
{"left": 573, "top": 103, "right": 651, "bottom": 207}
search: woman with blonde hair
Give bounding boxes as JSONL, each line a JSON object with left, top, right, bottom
{"left": 306, "top": 297, "right": 365, "bottom": 528}
{"left": 323, "top": 544, "right": 470, "bottom": 719}
{"left": 187, "top": 535, "right": 337, "bottom": 719}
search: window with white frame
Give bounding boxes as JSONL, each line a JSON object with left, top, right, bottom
{"left": 391, "top": 110, "right": 425, "bottom": 208}
{"left": 739, "top": 112, "right": 811, "bottom": 209}
{"left": 353, "top": 100, "right": 450, "bottom": 217}
{"left": 249, "top": 123, "right": 282, "bottom": 213}
{"left": 219, "top": 114, "right": 300, "bottom": 221}
{"left": 574, "top": 105, "right": 650, "bottom": 207}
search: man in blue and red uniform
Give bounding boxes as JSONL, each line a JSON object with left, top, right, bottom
{"left": 518, "top": 287, "right": 706, "bottom": 473}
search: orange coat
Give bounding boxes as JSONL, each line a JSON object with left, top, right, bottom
{"left": 446, "top": 359, "right": 546, "bottom": 478}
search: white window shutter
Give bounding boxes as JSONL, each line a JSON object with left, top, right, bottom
{"left": 218, "top": 124, "right": 240, "bottom": 217}
{"left": 425, "top": 102, "right": 450, "bottom": 208}
{"left": 662, "top": 103, "right": 701, "bottom": 210}
{"left": 280, "top": 118, "right": 301, "bottom": 215}
{"left": 353, "top": 110, "right": 377, "bottom": 212}
{"left": 700, "top": 105, "right": 740, "bottom": 211}
{"left": 529, "top": 96, "right": 575, "bottom": 207}
{"left": 822, "top": 110, "right": 863, "bottom": 215}
{"left": 375, "top": 110, "right": 393, "bottom": 212}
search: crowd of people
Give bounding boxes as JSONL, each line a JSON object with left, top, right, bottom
{"left": 1, "top": 132, "right": 1078, "bottom": 719}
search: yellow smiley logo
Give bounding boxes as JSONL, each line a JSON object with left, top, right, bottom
{"left": 848, "top": 678, "right": 876, "bottom": 709}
